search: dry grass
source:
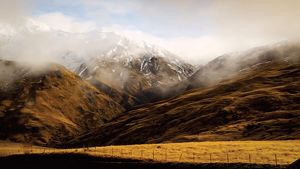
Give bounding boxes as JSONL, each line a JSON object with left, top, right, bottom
{"left": 0, "top": 140, "right": 299, "bottom": 165}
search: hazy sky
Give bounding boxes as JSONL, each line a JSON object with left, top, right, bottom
{"left": 1, "top": 0, "right": 300, "bottom": 64}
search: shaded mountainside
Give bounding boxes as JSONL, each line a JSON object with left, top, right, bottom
{"left": 87, "top": 78, "right": 138, "bottom": 110}
{"left": 0, "top": 60, "right": 125, "bottom": 145}
{"left": 66, "top": 60, "right": 300, "bottom": 147}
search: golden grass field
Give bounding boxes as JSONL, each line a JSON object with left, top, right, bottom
{"left": 0, "top": 140, "right": 299, "bottom": 165}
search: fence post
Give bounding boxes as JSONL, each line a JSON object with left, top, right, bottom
{"left": 275, "top": 154, "right": 277, "bottom": 166}
{"left": 248, "top": 154, "right": 251, "bottom": 163}
{"left": 179, "top": 151, "right": 183, "bottom": 161}
{"left": 227, "top": 153, "right": 229, "bottom": 163}
{"left": 165, "top": 149, "right": 167, "bottom": 161}
{"left": 193, "top": 152, "right": 195, "bottom": 162}
{"left": 152, "top": 149, "right": 155, "bottom": 160}
{"left": 141, "top": 150, "right": 145, "bottom": 159}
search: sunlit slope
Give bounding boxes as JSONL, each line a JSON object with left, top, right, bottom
{"left": 0, "top": 60, "right": 125, "bottom": 145}
{"left": 68, "top": 61, "right": 300, "bottom": 146}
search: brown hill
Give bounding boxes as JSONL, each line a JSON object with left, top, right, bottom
{"left": 0, "top": 60, "right": 125, "bottom": 146}
{"left": 66, "top": 60, "right": 300, "bottom": 147}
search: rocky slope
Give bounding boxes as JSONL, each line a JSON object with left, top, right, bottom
{"left": 0, "top": 60, "right": 124, "bottom": 146}
{"left": 137, "top": 42, "right": 300, "bottom": 103}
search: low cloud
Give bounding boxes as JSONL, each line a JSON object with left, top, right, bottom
{"left": 76, "top": 0, "right": 300, "bottom": 64}
{"left": 1, "top": 0, "right": 300, "bottom": 66}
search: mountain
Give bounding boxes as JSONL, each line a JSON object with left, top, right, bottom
{"left": 65, "top": 44, "right": 300, "bottom": 147}
{"left": 67, "top": 31, "right": 194, "bottom": 106}
{"left": 136, "top": 42, "right": 300, "bottom": 103}
{"left": 65, "top": 31, "right": 194, "bottom": 85}
{"left": 0, "top": 60, "right": 125, "bottom": 146}
{"left": 189, "top": 41, "right": 300, "bottom": 86}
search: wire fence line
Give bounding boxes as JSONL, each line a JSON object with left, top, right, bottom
{"left": 0, "top": 145, "right": 298, "bottom": 165}
{"left": 88, "top": 146, "right": 299, "bottom": 165}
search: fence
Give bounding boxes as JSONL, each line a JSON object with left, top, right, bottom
{"left": 1, "top": 146, "right": 298, "bottom": 165}
{"left": 88, "top": 147, "right": 293, "bottom": 165}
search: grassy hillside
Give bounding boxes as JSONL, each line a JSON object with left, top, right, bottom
{"left": 0, "top": 60, "right": 125, "bottom": 145}
{"left": 67, "top": 61, "right": 300, "bottom": 146}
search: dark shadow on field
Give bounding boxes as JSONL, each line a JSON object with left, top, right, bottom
{"left": 0, "top": 153, "right": 291, "bottom": 169}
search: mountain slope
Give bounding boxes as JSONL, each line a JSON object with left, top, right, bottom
{"left": 136, "top": 42, "right": 300, "bottom": 103}
{"left": 0, "top": 60, "right": 125, "bottom": 146}
{"left": 65, "top": 59, "right": 300, "bottom": 147}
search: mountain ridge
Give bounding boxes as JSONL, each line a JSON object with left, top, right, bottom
{"left": 0, "top": 60, "right": 125, "bottom": 146}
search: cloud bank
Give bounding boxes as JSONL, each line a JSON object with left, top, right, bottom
{"left": 0, "top": 0, "right": 300, "bottom": 65}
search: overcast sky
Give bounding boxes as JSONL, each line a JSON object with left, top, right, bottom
{"left": 1, "top": 0, "right": 300, "bottom": 64}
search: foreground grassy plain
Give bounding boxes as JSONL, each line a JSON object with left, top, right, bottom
{"left": 0, "top": 140, "right": 299, "bottom": 165}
